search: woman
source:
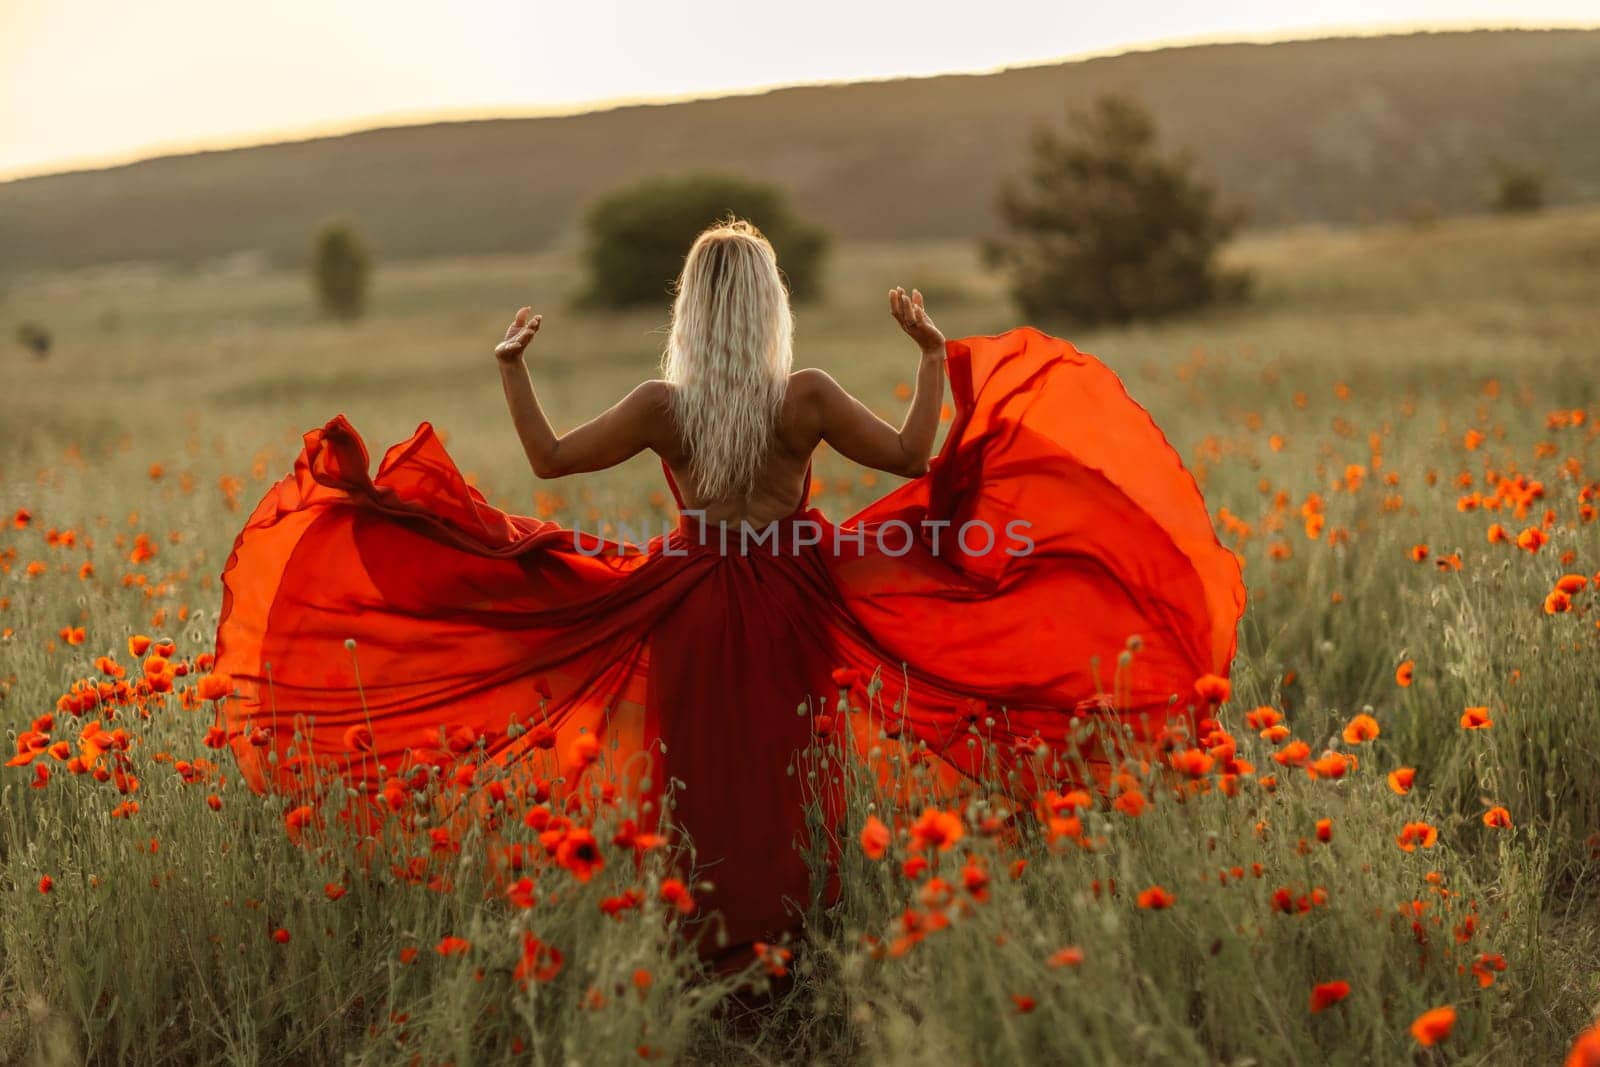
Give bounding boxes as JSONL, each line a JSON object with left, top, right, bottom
{"left": 213, "top": 218, "right": 1244, "bottom": 966}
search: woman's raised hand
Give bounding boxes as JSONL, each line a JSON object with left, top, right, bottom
{"left": 889, "top": 286, "right": 945, "bottom": 357}
{"left": 494, "top": 306, "right": 543, "bottom": 363}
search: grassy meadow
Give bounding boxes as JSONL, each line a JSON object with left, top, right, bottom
{"left": 3, "top": 205, "right": 1600, "bottom": 1064}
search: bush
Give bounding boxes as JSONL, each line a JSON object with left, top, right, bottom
{"left": 577, "top": 174, "right": 828, "bottom": 308}
{"left": 14, "top": 321, "right": 50, "bottom": 357}
{"left": 311, "top": 220, "right": 373, "bottom": 321}
{"left": 982, "top": 94, "right": 1249, "bottom": 327}
{"left": 1490, "top": 163, "right": 1545, "bottom": 215}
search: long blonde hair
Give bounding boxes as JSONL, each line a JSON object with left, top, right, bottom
{"left": 660, "top": 217, "right": 794, "bottom": 502}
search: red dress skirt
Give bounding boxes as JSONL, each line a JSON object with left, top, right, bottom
{"left": 212, "top": 326, "right": 1245, "bottom": 955}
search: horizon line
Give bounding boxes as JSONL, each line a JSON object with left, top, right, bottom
{"left": 4, "top": 18, "right": 1595, "bottom": 184}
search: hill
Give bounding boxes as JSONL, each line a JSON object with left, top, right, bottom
{"left": 2, "top": 28, "right": 1597, "bottom": 276}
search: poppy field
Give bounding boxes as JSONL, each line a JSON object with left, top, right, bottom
{"left": 4, "top": 208, "right": 1600, "bottom": 1064}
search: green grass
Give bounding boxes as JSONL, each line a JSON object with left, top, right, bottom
{"left": 3, "top": 206, "right": 1600, "bottom": 1063}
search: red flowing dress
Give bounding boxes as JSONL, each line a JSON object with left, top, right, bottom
{"left": 212, "top": 326, "right": 1245, "bottom": 955}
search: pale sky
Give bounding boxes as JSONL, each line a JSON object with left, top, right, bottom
{"left": 3, "top": 0, "right": 1596, "bottom": 181}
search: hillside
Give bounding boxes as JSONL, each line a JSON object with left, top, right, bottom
{"left": 2, "top": 28, "right": 1598, "bottom": 276}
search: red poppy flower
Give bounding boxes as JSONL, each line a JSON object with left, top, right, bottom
{"left": 1410, "top": 1005, "right": 1456, "bottom": 1046}
{"left": 1308, "top": 980, "right": 1349, "bottom": 1013}
{"left": 492, "top": 876, "right": 532, "bottom": 911}
{"left": 1396, "top": 821, "right": 1439, "bottom": 852}
{"left": 599, "top": 889, "right": 644, "bottom": 918}
{"left": 1113, "top": 791, "right": 1148, "bottom": 818}
{"left": 435, "top": 936, "right": 471, "bottom": 957}
{"left": 961, "top": 857, "right": 991, "bottom": 902}
{"left": 1342, "top": 713, "right": 1380, "bottom": 744}
{"left": 1564, "top": 1022, "right": 1600, "bottom": 1066}
{"left": 196, "top": 673, "right": 232, "bottom": 701}
{"left": 1516, "top": 527, "right": 1547, "bottom": 552}
{"left": 555, "top": 828, "right": 603, "bottom": 882}
{"left": 1136, "top": 885, "right": 1175, "bottom": 910}
{"left": 1168, "top": 747, "right": 1214, "bottom": 778}
{"left": 342, "top": 724, "right": 374, "bottom": 753}
{"left": 1482, "top": 806, "right": 1512, "bottom": 829}
{"left": 659, "top": 878, "right": 695, "bottom": 915}
{"left": 1308, "top": 752, "right": 1354, "bottom": 780}
{"left": 1471, "top": 953, "right": 1507, "bottom": 988}
{"left": 514, "top": 933, "right": 564, "bottom": 986}
{"left": 1193, "top": 674, "right": 1231, "bottom": 705}
{"left": 1273, "top": 740, "right": 1311, "bottom": 767}
{"left": 909, "top": 809, "right": 963, "bottom": 852}
{"left": 753, "top": 941, "right": 792, "bottom": 977}
{"left": 1245, "top": 706, "right": 1282, "bottom": 730}
{"left": 1048, "top": 946, "right": 1084, "bottom": 968}
{"left": 284, "top": 805, "right": 316, "bottom": 841}
{"left": 860, "top": 815, "right": 891, "bottom": 860}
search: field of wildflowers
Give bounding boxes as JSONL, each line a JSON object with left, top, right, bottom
{"left": 4, "top": 208, "right": 1600, "bottom": 1064}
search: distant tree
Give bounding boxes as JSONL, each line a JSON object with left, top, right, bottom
{"left": 578, "top": 174, "right": 828, "bottom": 308}
{"left": 1489, "top": 162, "right": 1545, "bottom": 215}
{"left": 15, "top": 321, "right": 51, "bottom": 358}
{"left": 311, "top": 220, "right": 373, "bottom": 320}
{"left": 982, "top": 93, "right": 1249, "bottom": 327}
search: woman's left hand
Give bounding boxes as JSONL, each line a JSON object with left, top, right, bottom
{"left": 495, "top": 306, "right": 543, "bottom": 363}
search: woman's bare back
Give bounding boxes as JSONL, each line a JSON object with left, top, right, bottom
{"left": 658, "top": 373, "right": 825, "bottom": 526}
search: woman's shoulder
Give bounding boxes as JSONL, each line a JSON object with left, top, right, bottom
{"left": 787, "top": 367, "right": 835, "bottom": 391}
{"left": 622, "top": 380, "right": 679, "bottom": 425}
{"left": 633, "top": 378, "right": 676, "bottom": 404}
{"left": 778, "top": 370, "right": 838, "bottom": 449}
{"left": 785, "top": 367, "right": 842, "bottom": 412}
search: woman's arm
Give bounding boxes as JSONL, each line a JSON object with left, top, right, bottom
{"left": 494, "top": 307, "right": 669, "bottom": 479}
{"left": 802, "top": 286, "right": 948, "bottom": 478}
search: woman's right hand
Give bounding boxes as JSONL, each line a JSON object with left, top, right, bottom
{"left": 889, "top": 286, "right": 945, "bottom": 356}
{"left": 495, "top": 306, "right": 543, "bottom": 363}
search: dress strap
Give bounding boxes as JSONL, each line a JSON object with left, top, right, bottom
{"left": 795, "top": 459, "right": 814, "bottom": 514}
{"left": 660, "top": 460, "right": 686, "bottom": 510}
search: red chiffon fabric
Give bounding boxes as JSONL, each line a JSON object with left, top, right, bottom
{"left": 213, "top": 326, "right": 1245, "bottom": 953}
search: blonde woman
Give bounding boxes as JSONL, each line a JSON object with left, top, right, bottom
{"left": 215, "top": 217, "right": 1244, "bottom": 973}
{"left": 492, "top": 219, "right": 948, "bottom": 526}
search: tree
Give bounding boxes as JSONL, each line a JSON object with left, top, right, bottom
{"left": 982, "top": 94, "right": 1249, "bottom": 327}
{"left": 311, "top": 220, "right": 373, "bottom": 321}
{"left": 577, "top": 174, "right": 828, "bottom": 308}
{"left": 1489, "top": 161, "right": 1545, "bottom": 214}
